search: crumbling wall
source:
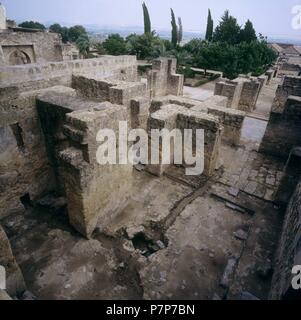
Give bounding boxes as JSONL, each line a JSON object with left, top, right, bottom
{"left": 193, "top": 104, "right": 245, "bottom": 146}
{"left": 37, "top": 92, "right": 134, "bottom": 238}
{"left": 214, "top": 80, "right": 238, "bottom": 108}
{"left": 214, "top": 77, "right": 261, "bottom": 112}
{"left": 260, "top": 76, "right": 301, "bottom": 158}
{"left": 0, "top": 31, "right": 64, "bottom": 66}
{"left": 0, "top": 88, "right": 64, "bottom": 218}
{"left": 0, "top": 55, "right": 138, "bottom": 92}
{"left": 146, "top": 105, "right": 222, "bottom": 177}
{"left": 147, "top": 58, "right": 184, "bottom": 98}
{"left": 151, "top": 95, "right": 245, "bottom": 147}
{"left": 60, "top": 103, "right": 133, "bottom": 237}
{"left": 238, "top": 79, "right": 261, "bottom": 112}
{"left": 269, "top": 178, "right": 301, "bottom": 299}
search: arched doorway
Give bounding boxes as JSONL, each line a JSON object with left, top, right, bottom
{"left": 9, "top": 49, "right": 31, "bottom": 65}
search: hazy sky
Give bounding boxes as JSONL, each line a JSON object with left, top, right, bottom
{"left": 2, "top": 0, "right": 301, "bottom": 38}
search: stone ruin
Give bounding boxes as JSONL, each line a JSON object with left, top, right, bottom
{"left": 214, "top": 74, "right": 267, "bottom": 112}
{"left": 0, "top": 51, "right": 301, "bottom": 300}
{"left": 0, "top": 5, "right": 79, "bottom": 66}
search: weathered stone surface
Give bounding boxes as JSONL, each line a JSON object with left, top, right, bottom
{"left": 0, "top": 30, "right": 64, "bottom": 66}
{"left": 270, "top": 179, "right": 301, "bottom": 299}
{"left": 0, "top": 225, "right": 26, "bottom": 297}
{"left": 148, "top": 58, "right": 184, "bottom": 98}
{"left": 220, "top": 257, "right": 238, "bottom": 289}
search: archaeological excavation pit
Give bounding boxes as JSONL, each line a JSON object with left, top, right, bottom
{"left": 0, "top": 4, "right": 301, "bottom": 302}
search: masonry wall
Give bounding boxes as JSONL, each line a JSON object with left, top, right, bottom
{"left": 0, "top": 56, "right": 138, "bottom": 221}
{"left": 238, "top": 80, "right": 261, "bottom": 112}
{"left": 0, "top": 31, "right": 64, "bottom": 66}
{"left": 0, "top": 89, "right": 60, "bottom": 218}
{"left": 147, "top": 58, "right": 184, "bottom": 98}
{"left": 269, "top": 178, "right": 301, "bottom": 299}
{"left": 59, "top": 102, "right": 133, "bottom": 237}
{"left": 0, "top": 55, "right": 138, "bottom": 92}
{"left": 260, "top": 76, "right": 301, "bottom": 158}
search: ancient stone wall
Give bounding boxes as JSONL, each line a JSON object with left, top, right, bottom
{"left": 62, "top": 43, "right": 80, "bottom": 61}
{"left": 269, "top": 178, "right": 301, "bottom": 299}
{"left": 0, "top": 56, "right": 139, "bottom": 221}
{"left": 214, "top": 77, "right": 262, "bottom": 112}
{"left": 214, "top": 80, "right": 237, "bottom": 108}
{"left": 0, "top": 5, "right": 6, "bottom": 30}
{"left": 0, "top": 88, "right": 65, "bottom": 218}
{"left": 0, "top": 31, "right": 64, "bottom": 66}
{"left": 260, "top": 76, "right": 301, "bottom": 158}
{"left": 146, "top": 105, "right": 222, "bottom": 177}
{"left": 147, "top": 58, "right": 184, "bottom": 98}
{"left": 152, "top": 95, "right": 245, "bottom": 147}
{"left": 0, "top": 55, "right": 138, "bottom": 92}
{"left": 238, "top": 79, "right": 261, "bottom": 112}
{"left": 37, "top": 93, "right": 133, "bottom": 238}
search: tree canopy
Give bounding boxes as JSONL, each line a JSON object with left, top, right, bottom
{"left": 68, "top": 25, "right": 88, "bottom": 43}
{"left": 18, "top": 21, "right": 46, "bottom": 30}
{"left": 240, "top": 20, "right": 257, "bottom": 43}
{"left": 103, "top": 34, "right": 127, "bottom": 56}
{"left": 213, "top": 10, "right": 241, "bottom": 45}
{"left": 49, "top": 23, "right": 69, "bottom": 43}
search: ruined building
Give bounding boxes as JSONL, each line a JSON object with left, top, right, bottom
{"left": 0, "top": 32, "right": 301, "bottom": 299}
{"left": 0, "top": 4, "right": 79, "bottom": 66}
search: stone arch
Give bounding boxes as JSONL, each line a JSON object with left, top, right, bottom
{"left": 9, "top": 49, "right": 31, "bottom": 65}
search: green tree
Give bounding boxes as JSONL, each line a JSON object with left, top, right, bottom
{"left": 178, "top": 17, "right": 183, "bottom": 44}
{"left": 49, "top": 23, "right": 69, "bottom": 43}
{"left": 142, "top": 2, "right": 151, "bottom": 34}
{"left": 18, "top": 21, "right": 46, "bottom": 30}
{"left": 240, "top": 20, "right": 257, "bottom": 43}
{"left": 171, "top": 9, "right": 178, "bottom": 47}
{"left": 205, "top": 9, "right": 214, "bottom": 41}
{"left": 103, "top": 34, "right": 127, "bottom": 55}
{"left": 126, "top": 33, "right": 164, "bottom": 60}
{"left": 68, "top": 25, "right": 87, "bottom": 42}
{"left": 213, "top": 10, "right": 241, "bottom": 45}
{"left": 76, "top": 34, "right": 90, "bottom": 58}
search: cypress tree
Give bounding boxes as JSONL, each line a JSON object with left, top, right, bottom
{"left": 142, "top": 2, "right": 151, "bottom": 34}
{"left": 171, "top": 8, "right": 178, "bottom": 47}
{"left": 178, "top": 17, "right": 183, "bottom": 44}
{"left": 205, "top": 9, "right": 213, "bottom": 41}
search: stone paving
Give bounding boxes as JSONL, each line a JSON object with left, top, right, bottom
{"left": 218, "top": 145, "right": 285, "bottom": 202}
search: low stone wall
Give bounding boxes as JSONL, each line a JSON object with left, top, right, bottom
{"left": 0, "top": 55, "right": 138, "bottom": 91}
{"left": 269, "top": 178, "right": 301, "bottom": 299}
